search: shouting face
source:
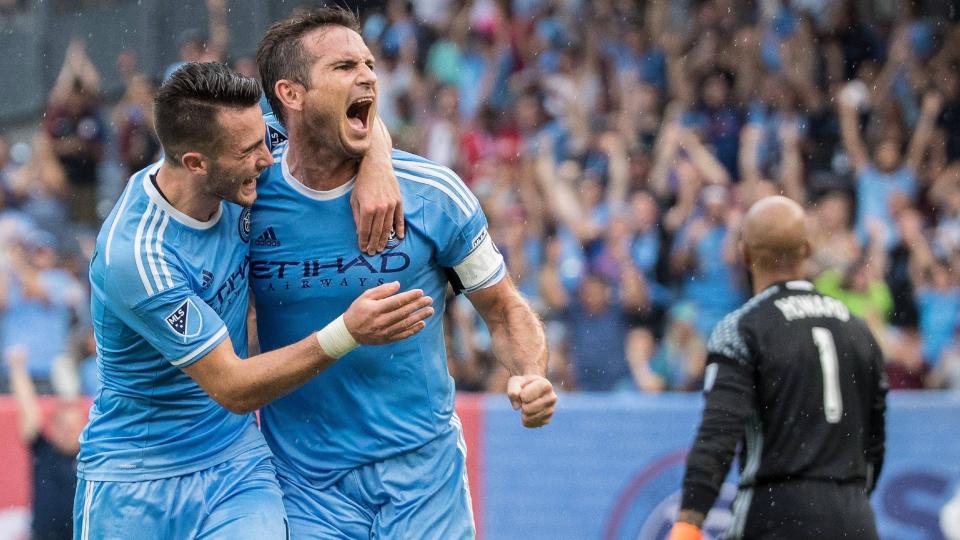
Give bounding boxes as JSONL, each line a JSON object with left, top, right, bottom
{"left": 299, "top": 25, "right": 377, "bottom": 158}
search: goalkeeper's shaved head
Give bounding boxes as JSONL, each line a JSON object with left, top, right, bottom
{"left": 741, "top": 196, "right": 811, "bottom": 287}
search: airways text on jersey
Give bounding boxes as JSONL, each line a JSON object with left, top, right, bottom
{"left": 251, "top": 231, "right": 409, "bottom": 292}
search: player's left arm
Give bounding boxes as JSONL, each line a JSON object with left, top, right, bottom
{"left": 468, "top": 277, "right": 557, "bottom": 428}
{"left": 352, "top": 117, "right": 404, "bottom": 255}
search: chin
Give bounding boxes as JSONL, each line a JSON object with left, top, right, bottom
{"left": 227, "top": 191, "right": 257, "bottom": 208}
{"left": 341, "top": 136, "right": 372, "bottom": 158}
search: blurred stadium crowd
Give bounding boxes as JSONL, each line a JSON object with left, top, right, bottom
{"left": 2, "top": 0, "right": 960, "bottom": 399}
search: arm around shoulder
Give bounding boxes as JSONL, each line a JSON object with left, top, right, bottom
{"left": 183, "top": 281, "right": 434, "bottom": 413}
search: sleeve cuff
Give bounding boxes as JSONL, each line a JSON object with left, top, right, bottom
{"left": 169, "top": 326, "right": 229, "bottom": 368}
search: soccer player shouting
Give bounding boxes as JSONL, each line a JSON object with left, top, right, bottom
{"left": 251, "top": 8, "right": 557, "bottom": 538}
{"left": 74, "top": 63, "right": 432, "bottom": 539}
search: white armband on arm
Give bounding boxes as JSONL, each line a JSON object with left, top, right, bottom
{"left": 449, "top": 230, "right": 505, "bottom": 294}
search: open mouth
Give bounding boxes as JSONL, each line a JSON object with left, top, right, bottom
{"left": 346, "top": 96, "right": 373, "bottom": 132}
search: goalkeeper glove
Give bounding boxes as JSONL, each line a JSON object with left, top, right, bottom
{"left": 668, "top": 521, "right": 703, "bottom": 540}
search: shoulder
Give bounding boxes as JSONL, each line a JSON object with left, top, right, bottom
{"left": 391, "top": 150, "right": 480, "bottom": 219}
{"left": 707, "top": 286, "right": 781, "bottom": 361}
{"left": 102, "top": 191, "right": 184, "bottom": 302}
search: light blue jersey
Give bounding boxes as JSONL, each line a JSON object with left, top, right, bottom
{"left": 250, "top": 145, "right": 505, "bottom": 480}
{"left": 79, "top": 161, "right": 268, "bottom": 482}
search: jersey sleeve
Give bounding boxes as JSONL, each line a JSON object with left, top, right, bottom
{"left": 680, "top": 313, "right": 757, "bottom": 516}
{"left": 106, "top": 247, "right": 228, "bottom": 369}
{"left": 399, "top": 157, "right": 506, "bottom": 294}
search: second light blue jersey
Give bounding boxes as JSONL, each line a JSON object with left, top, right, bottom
{"left": 250, "top": 145, "right": 504, "bottom": 479}
{"left": 79, "top": 162, "right": 268, "bottom": 481}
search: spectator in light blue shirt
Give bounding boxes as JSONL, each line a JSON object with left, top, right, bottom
{"left": 0, "top": 230, "right": 84, "bottom": 391}
{"left": 838, "top": 86, "right": 943, "bottom": 246}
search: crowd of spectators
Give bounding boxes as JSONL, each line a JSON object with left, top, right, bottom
{"left": 2, "top": 0, "right": 960, "bottom": 402}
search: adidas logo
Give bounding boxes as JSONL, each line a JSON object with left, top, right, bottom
{"left": 254, "top": 227, "right": 281, "bottom": 247}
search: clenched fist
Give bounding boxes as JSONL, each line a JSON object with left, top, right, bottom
{"left": 507, "top": 374, "right": 557, "bottom": 428}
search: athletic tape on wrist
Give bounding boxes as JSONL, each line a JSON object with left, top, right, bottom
{"left": 315, "top": 315, "right": 359, "bottom": 359}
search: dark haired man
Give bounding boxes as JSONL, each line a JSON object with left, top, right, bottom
{"left": 669, "top": 196, "right": 887, "bottom": 540}
{"left": 73, "top": 62, "right": 434, "bottom": 539}
{"left": 251, "top": 8, "right": 557, "bottom": 538}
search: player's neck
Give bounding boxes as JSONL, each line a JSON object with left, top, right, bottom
{"left": 286, "top": 133, "right": 359, "bottom": 192}
{"left": 752, "top": 270, "right": 805, "bottom": 295}
{"left": 155, "top": 163, "right": 221, "bottom": 222}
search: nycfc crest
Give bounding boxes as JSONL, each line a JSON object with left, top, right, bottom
{"left": 385, "top": 227, "right": 402, "bottom": 250}
{"left": 239, "top": 208, "right": 251, "bottom": 242}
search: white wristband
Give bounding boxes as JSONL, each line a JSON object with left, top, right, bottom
{"left": 315, "top": 315, "right": 359, "bottom": 359}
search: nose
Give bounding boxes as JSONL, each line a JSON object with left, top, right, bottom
{"left": 358, "top": 63, "right": 377, "bottom": 87}
{"left": 257, "top": 142, "right": 275, "bottom": 170}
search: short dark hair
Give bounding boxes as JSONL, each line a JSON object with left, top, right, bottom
{"left": 154, "top": 62, "right": 262, "bottom": 165}
{"left": 257, "top": 7, "right": 361, "bottom": 125}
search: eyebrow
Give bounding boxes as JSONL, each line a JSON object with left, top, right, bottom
{"left": 327, "top": 55, "right": 374, "bottom": 67}
{"left": 240, "top": 138, "right": 262, "bottom": 154}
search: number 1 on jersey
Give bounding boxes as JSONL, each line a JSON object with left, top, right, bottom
{"left": 812, "top": 327, "right": 843, "bottom": 423}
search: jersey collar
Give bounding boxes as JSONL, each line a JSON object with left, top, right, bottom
{"left": 761, "top": 280, "right": 815, "bottom": 296}
{"left": 142, "top": 163, "right": 223, "bottom": 230}
{"left": 280, "top": 145, "right": 356, "bottom": 201}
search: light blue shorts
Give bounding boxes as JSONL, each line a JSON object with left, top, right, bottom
{"left": 73, "top": 447, "right": 287, "bottom": 540}
{"left": 280, "top": 417, "right": 475, "bottom": 539}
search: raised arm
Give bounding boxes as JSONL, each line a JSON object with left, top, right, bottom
{"left": 468, "top": 277, "right": 557, "bottom": 427}
{"left": 184, "top": 282, "right": 432, "bottom": 413}
{"left": 601, "top": 132, "right": 630, "bottom": 209}
{"left": 778, "top": 120, "right": 806, "bottom": 202}
{"left": 5, "top": 347, "right": 42, "bottom": 443}
{"left": 905, "top": 92, "right": 943, "bottom": 174}
{"left": 649, "top": 118, "right": 684, "bottom": 198}
{"left": 678, "top": 128, "right": 731, "bottom": 185}
{"left": 352, "top": 117, "right": 404, "bottom": 255}
{"left": 49, "top": 39, "right": 100, "bottom": 105}
{"left": 738, "top": 123, "right": 763, "bottom": 185}
{"left": 204, "top": 0, "right": 229, "bottom": 61}
{"left": 533, "top": 136, "right": 600, "bottom": 241}
{"left": 838, "top": 89, "right": 870, "bottom": 173}
{"left": 901, "top": 211, "right": 934, "bottom": 289}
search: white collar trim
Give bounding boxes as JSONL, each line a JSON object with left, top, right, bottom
{"left": 142, "top": 163, "right": 223, "bottom": 230}
{"left": 280, "top": 145, "right": 355, "bottom": 201}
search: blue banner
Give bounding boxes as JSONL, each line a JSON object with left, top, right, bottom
{"left": 482, "top": 391, "right": 960, "bottom": 540}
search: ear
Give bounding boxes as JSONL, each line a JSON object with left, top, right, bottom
{"left": 740, "top": 240, "right": 751, "bottom": 269}
{"left": 801, "top": 240, "right": 812, "bottom": 260}
{"left": 274, "top": 79, "right": 304, "bottom": 118}
{"left": 181, "top": 152, "right": 208, "bottom": 175}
